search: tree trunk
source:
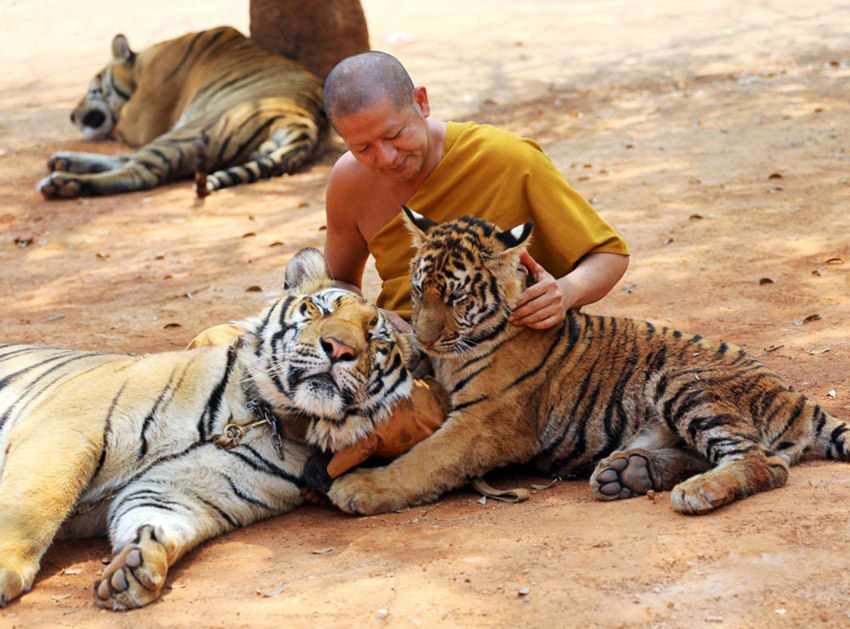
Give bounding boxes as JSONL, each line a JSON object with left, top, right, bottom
{"left": 249, "top": 0, "right": 370, "bottom": 81}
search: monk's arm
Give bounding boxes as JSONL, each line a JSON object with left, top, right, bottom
{"left": 323, "top": 159, "right": 369, "bottom": 293}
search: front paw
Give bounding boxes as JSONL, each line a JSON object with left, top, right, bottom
{"left": 37, "top": 172, "right": 83, "bottom": 199}
{"left": 328, "top": 467, "right": 407, "bottom": 515}
{"left": 94, "top": 525, "right": 168, "bottom": 610}
{"left": 0, "top": 566, "right": 25, "bottom": 607}
{"left": 0, "top": 558, "right": 38, "bottom": 607}
{"left": 47, "top": 152, "right": 75, "bottom": 173}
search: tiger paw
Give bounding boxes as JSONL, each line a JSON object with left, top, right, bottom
{"left": 670, "top": 474, "right": 736, "bottom": 515}
{"left": 0, "top": 558, "right": 37, "bottom": 608}
{"left": 328, "top": 467, "right": 407, "bottom": 516}
{"left": 0, "top": 567, "right": 25, "bottom": 608}
{"left": 590, "top": 450, "right": 655, "bottom": 501}
{"left": 94, "top": 525, "right": 168, "bottom": 610}
{"left": 36, "top": 173, "right": 83, "bottom": 199}
{"left": 46, "top": 152, "right": 81, "bottom": 173}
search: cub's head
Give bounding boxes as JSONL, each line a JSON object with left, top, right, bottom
{"left": 71, "top": 34, "right": 136, "bottom": 140}
{"left": 240, "top": 248, "right": 414, "bottom": 451}
{"left": 401, "top": 206, "right": 532, "bottom": 358}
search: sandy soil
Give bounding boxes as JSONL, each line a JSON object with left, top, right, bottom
{"left": 1, "top": 1, "right": 849, "bottom": 626}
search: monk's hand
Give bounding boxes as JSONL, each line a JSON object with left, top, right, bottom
{"left": 509, "top": 252, "right": 570, "bottom": 330}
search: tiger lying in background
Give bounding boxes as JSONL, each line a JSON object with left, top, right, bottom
{"left": 37, "top": 26, "right": 326, "bottom": 199}
{"left": 329, "top": 208, "right": 850, "bottom": 516}
{"left": 0, "top": 248, "right": 413, "bottom": 610}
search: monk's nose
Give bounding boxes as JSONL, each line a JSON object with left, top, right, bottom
{"left": 321, "top": 336, "right": 357, "bottom": 362}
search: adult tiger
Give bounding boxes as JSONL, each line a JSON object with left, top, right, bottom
{"left": 328, "top": 208, "right": 850, "bottom": 516}
{"left": 37, "top": 26, "right": 326, "bottom": 199}
{"left": 0, "top": 248, "right": 413, "bottom": 610}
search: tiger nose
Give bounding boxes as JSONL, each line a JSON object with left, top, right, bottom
{"left": 321, "top": 336, "right": 357, "bottom": 362}
{"left": 81, "top": 110, "right": 106, "bottom": 129}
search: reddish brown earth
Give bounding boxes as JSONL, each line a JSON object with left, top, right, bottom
{"left": 1, "top": 1, "right": 849, "bottom": 627}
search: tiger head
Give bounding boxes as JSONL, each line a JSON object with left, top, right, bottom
{"left": 239, "top": 247, "right": 415, "bottom": 452}
{"left": 401, "top": 206, "right": 533, "bottom": 359}
{"left": 71, "top": 34, "right": 136, "bottom": 141}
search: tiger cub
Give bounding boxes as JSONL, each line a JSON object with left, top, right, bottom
{"left": 329, "top": 208, "right": 849, "bottom": 516}
{"left": 37, "top": 26, "right": 326, "bottom": 199}
{"left": 0, "top": 248, "right": 413, "bottom": 610}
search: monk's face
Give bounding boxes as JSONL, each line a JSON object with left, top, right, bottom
{"left": 334, "top": 89, "right": 432, "bottom": 182}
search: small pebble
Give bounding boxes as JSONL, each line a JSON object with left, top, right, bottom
{"left": 518, "top": 586, "right": 530, "bottom": 597}
{"left": 376, "top": 608, "right": 388, "bottom": 619}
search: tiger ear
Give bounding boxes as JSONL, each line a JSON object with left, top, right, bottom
{"left": 111, "top": 34, "right": 135, "bottom": 64}
{"left": 495, "top": 221, "right": 534, "bottom": 254}
{"left": 400, "top": 205, "right": 437, "bottom": 247}
{"left": 284, "top": 247, "right": 330, "bottom": 291}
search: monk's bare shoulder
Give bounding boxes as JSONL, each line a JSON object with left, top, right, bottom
{"left": 327, "top": 152, "right": 379, "bottom": 213}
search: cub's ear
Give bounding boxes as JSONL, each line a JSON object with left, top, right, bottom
{"left": 495, "top": 222, "right": 533, "bottom": 254}
{"left": 401, "top": 205, "right": 437, "bottom": 247}
{"left": 111, "top": 34, "right": 135, "bottom": 63}
{"left": 284, "top": 247, "right": 330, "bottom": 291}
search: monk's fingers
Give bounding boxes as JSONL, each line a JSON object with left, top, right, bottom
{"left": 527, "top": 312, "right": 566, "bottom": 330}
{"left": 519, "top": 251, "right": 545, "bottom": 277}
{"left": 511, "top": 275, "right": 559, "bottom": 310}
{"left": 301, "top": 486, "right": 327, "bottom": 505}
{"left": 510, "top": 294, "right": 564, "bottom": 325}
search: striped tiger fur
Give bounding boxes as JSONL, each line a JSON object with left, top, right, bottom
{"left": 0, "top": 248, "right": 413, "bottom": 610}
{"left": 328, "top": 208, "right": 849, "bottom": 516}
{"left": 37, "top": 26, "right": 326, "bottom": 199}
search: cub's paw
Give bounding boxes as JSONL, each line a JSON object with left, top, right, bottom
{"left": 670, "top": 474, "right": 735, "bottom": 515}
{"left": 328, "top": 467, "right": 407, "bottom": 516}
{"left": 37, "top": 173, "right": 83, "bottom": 199}
{"left": 94, "top": 525, "right": 168, "bottom": 610}
{"left": 590, "top": 450, "right": 655, "bottom": 501}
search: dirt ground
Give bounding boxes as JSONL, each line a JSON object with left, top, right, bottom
{"left": 1, "top": 0, "right": 849, "bottom": 626}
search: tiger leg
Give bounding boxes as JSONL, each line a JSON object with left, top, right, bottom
{"left": 0, "top": 420, "right": 101, "bottom": 606}
{"left": 46, "top": 151, "right": 130, "bottom": 174}
{"left": 37, "top": 132, "right": 199, "bottom": 199}
{"left": 329, "top": 410, "right": 538, "bottom": 515}
{"left": 201, "top": 122, "right": 320, "bottom": 195}
{"left": 805, "top": 408, "right": 850, "bottom": 461}
{"left": 591, "top": 447, "right": 711, "bottom": 501}
{"left": 590, "top": 421, "right": 710, "bottom": 500}
{"left": 94, "top": 443, "right": 303, "bottom": 610}
{"left": 668, "top": 402, "right": 789, "bottom": 514}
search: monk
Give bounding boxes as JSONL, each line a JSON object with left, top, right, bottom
{"left": 322, "top": 51, "right": 630, "bottom": 333}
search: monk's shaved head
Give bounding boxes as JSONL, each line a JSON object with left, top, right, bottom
{"left": 323, "top": 51, "right": 415, "bottom": 125}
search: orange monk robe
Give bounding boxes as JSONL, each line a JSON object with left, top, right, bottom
{"left": 368, "top": 121, "right": 630, "bottom": 320}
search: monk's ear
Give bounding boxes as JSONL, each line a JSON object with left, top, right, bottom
{"left": 401, "top": 205, "right": 436, "bottom": 248}
{"left": 495, "top": 222, "right": 533, "bottom": 255}
{"left": 284, "top": 247, "right": 330, "bottom": 291}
